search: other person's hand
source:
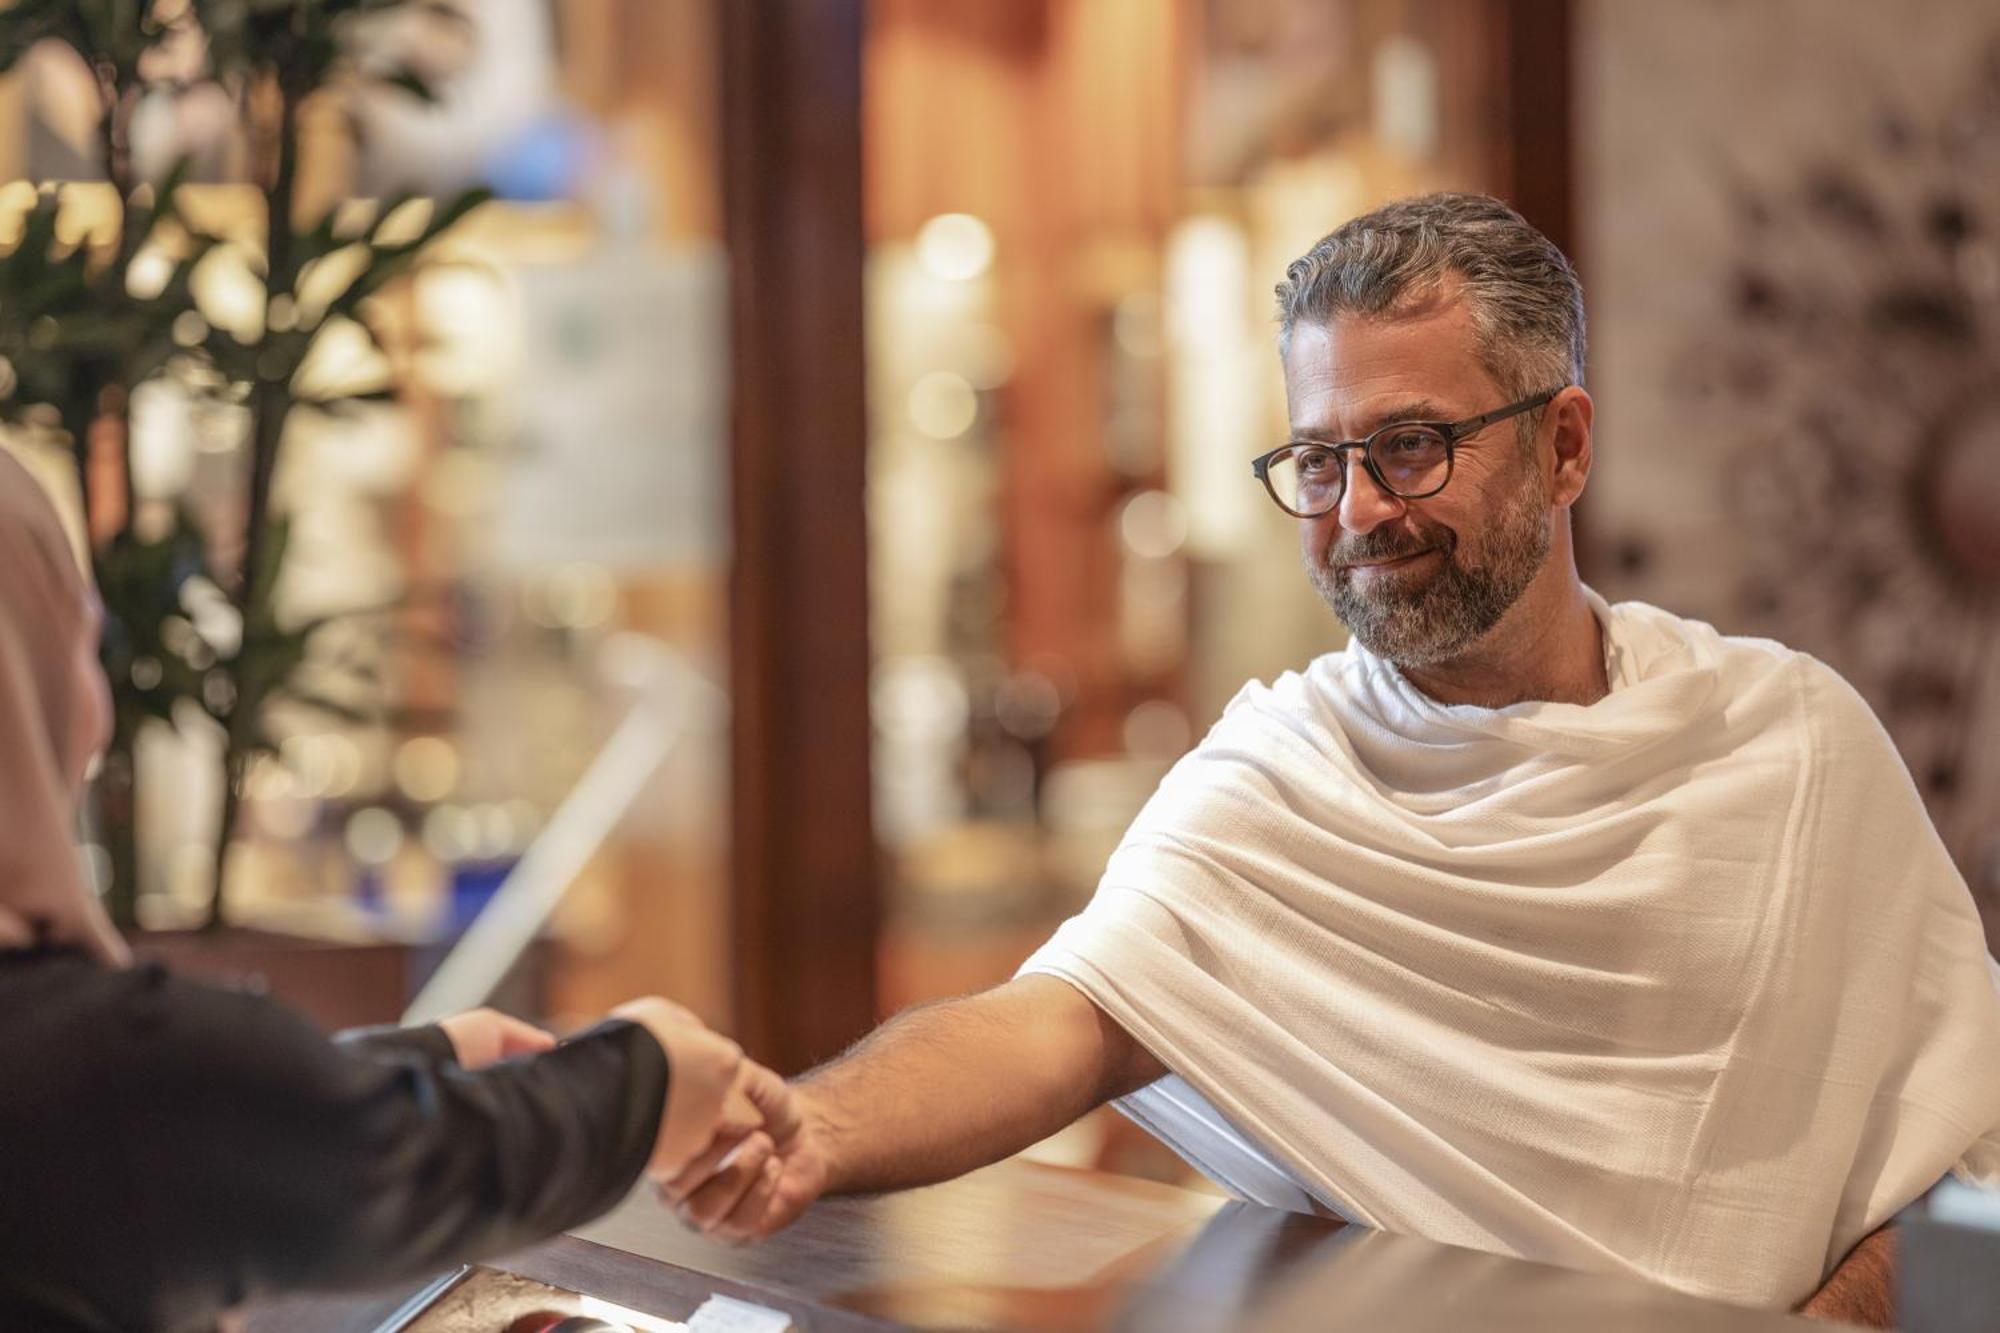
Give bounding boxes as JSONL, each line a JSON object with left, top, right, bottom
{"left": 436, "top": 1007, "right": 558, "bottom": 1069}
{"left": 662, "top": 1070, "right": 830, "bottom": 1243}
{"left": 611, "top": 997, "right": 751, "bottom": 1179}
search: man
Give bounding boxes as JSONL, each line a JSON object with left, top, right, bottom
{"left": 663, "top": 195, "right": 2000, "bottom": 1323}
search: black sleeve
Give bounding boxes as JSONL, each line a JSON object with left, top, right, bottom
{"left": 0, "top": 956, "right": 667, "bottom": 1329}
{"left": 331, "top": 1021, "right": 459, "bottom": 1067}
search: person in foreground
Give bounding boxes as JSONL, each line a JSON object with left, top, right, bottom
{"left": 669, "top": 194, "right": 2000, "bottom": 1326}
{"left": 0, "top": 448, "right": 792, "bottom": 1332}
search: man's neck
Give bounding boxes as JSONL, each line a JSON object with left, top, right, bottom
{"left": 1394, "top": 575, "right": 1608, "bottom": 709}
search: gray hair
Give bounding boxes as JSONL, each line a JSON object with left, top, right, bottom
{"left": 1275, "top": 193, "right": 1586, "bottom": 401}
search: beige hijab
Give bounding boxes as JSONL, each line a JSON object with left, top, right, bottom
{"left": 0, "top": 447, "right": 129, "bottom": 963}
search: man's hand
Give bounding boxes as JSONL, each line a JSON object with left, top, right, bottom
{"left": 659, "top": 1062, "right": 827, "bottom": 1242}
{"left": 435, "top": 1008, "right": 557, "bottom": 1069}
{"left": 1799, "top": 1223, "right": 1897, "bottom": 1327}
{"left": 611, "top": 997, "right": 751, "bottom": 1179}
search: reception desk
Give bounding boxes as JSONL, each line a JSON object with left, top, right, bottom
{"left": 247, "top": 1157, "right": 1826, "bottom": 1331}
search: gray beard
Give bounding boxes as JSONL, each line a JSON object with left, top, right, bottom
{"left": 1307, "top": 474, "right": 1553, "bottom": 668}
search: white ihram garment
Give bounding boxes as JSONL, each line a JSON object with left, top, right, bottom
{"left": 1020, "top": 593, "right": 2000, "bottom": 1309}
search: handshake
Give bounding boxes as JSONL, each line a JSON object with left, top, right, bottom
{"left": 437, "top": 997, "right": 828, "bottom": 1243}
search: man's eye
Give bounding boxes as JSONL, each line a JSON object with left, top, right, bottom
{"left": 1379, "top": 431, "right": 1432, "bottom": 457}
{"left": 1295, "top": 447, "right": 1334, "bottom": 475}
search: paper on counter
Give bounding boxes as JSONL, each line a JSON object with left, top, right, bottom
{"left": 685, "top": 1292, "right": 795, "bottom": 1333}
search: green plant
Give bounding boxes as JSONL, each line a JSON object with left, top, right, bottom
{"left": 0, "top": 0, "right": 486, "bottom": 928}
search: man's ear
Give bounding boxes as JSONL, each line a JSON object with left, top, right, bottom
{"left": 1547, "top": 387, "right": 1594, "bottom": 509}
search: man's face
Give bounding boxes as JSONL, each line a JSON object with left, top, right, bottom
{"left": 1282, "top": 300, "right": 1553, "bottom": 667}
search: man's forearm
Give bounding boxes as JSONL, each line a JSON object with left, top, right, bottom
{"left": 798, "top": 975, "right": 1164, "bottom": 1197}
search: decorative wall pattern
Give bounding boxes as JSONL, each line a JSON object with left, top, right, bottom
{"left": 1582, "top": 1, "right": 2000, "bottom": 944}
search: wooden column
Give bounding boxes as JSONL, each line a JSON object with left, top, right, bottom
{"left": 720, "top": 0, "right": 878, "bottom": 1072}
{"left": 1490, "top": 0, "right": 1584, "bottom": 576}
{"left": 1494, "top": 0, "right": 1576, "bottom": 272}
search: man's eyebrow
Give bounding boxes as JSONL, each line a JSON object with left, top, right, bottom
{"left": 1294, "top": 399, "right": 1456, "bottom": 442}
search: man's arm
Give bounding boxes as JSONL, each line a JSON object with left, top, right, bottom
{"left": 664, "top": 974, "right": 1166, "bottom": 1239}
{"left": 804, "top": 974, "right": 1165, "bottom": 1194}
{"left": 1798, "top": 1223, "right": 1896, "bottom": 1327}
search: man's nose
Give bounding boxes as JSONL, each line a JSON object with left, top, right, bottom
{"left": 1334, "top": 454, "right": 1407, "bottom": 535}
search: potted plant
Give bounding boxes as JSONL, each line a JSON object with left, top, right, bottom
{"left": 0, "top": 0, "right": 486, "bottom": 983}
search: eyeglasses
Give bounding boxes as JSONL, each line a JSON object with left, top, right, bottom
{"left": 1251, "top": 388, "right": 1562, "bottom": 518}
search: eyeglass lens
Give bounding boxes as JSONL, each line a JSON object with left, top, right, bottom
{"left": 1267, "top": 426, "right": 1451, "bottom": 514}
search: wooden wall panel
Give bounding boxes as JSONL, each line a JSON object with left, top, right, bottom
{"left": 865, "top": 0, "right": 1186, "bottom": 762}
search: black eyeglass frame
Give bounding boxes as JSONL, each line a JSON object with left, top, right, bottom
{"left": 1250, "top": 387, "right": 1564, "bottom": 518}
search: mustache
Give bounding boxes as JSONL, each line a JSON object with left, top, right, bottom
{"left": 1328, "top": 527, "right": 1454, "bottom": 568}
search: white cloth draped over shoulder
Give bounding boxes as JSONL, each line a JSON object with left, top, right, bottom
{"left": 1020, "top": 592, "right": 2000, "bottom": 1309}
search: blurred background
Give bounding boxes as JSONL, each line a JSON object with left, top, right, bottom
{"left": 1, "top": 0, "right": 1996, "bottom": 1187}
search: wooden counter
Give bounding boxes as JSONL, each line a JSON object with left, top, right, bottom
{"left": 247, "top": 1157, "right": 1833, "bottom": 1331}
